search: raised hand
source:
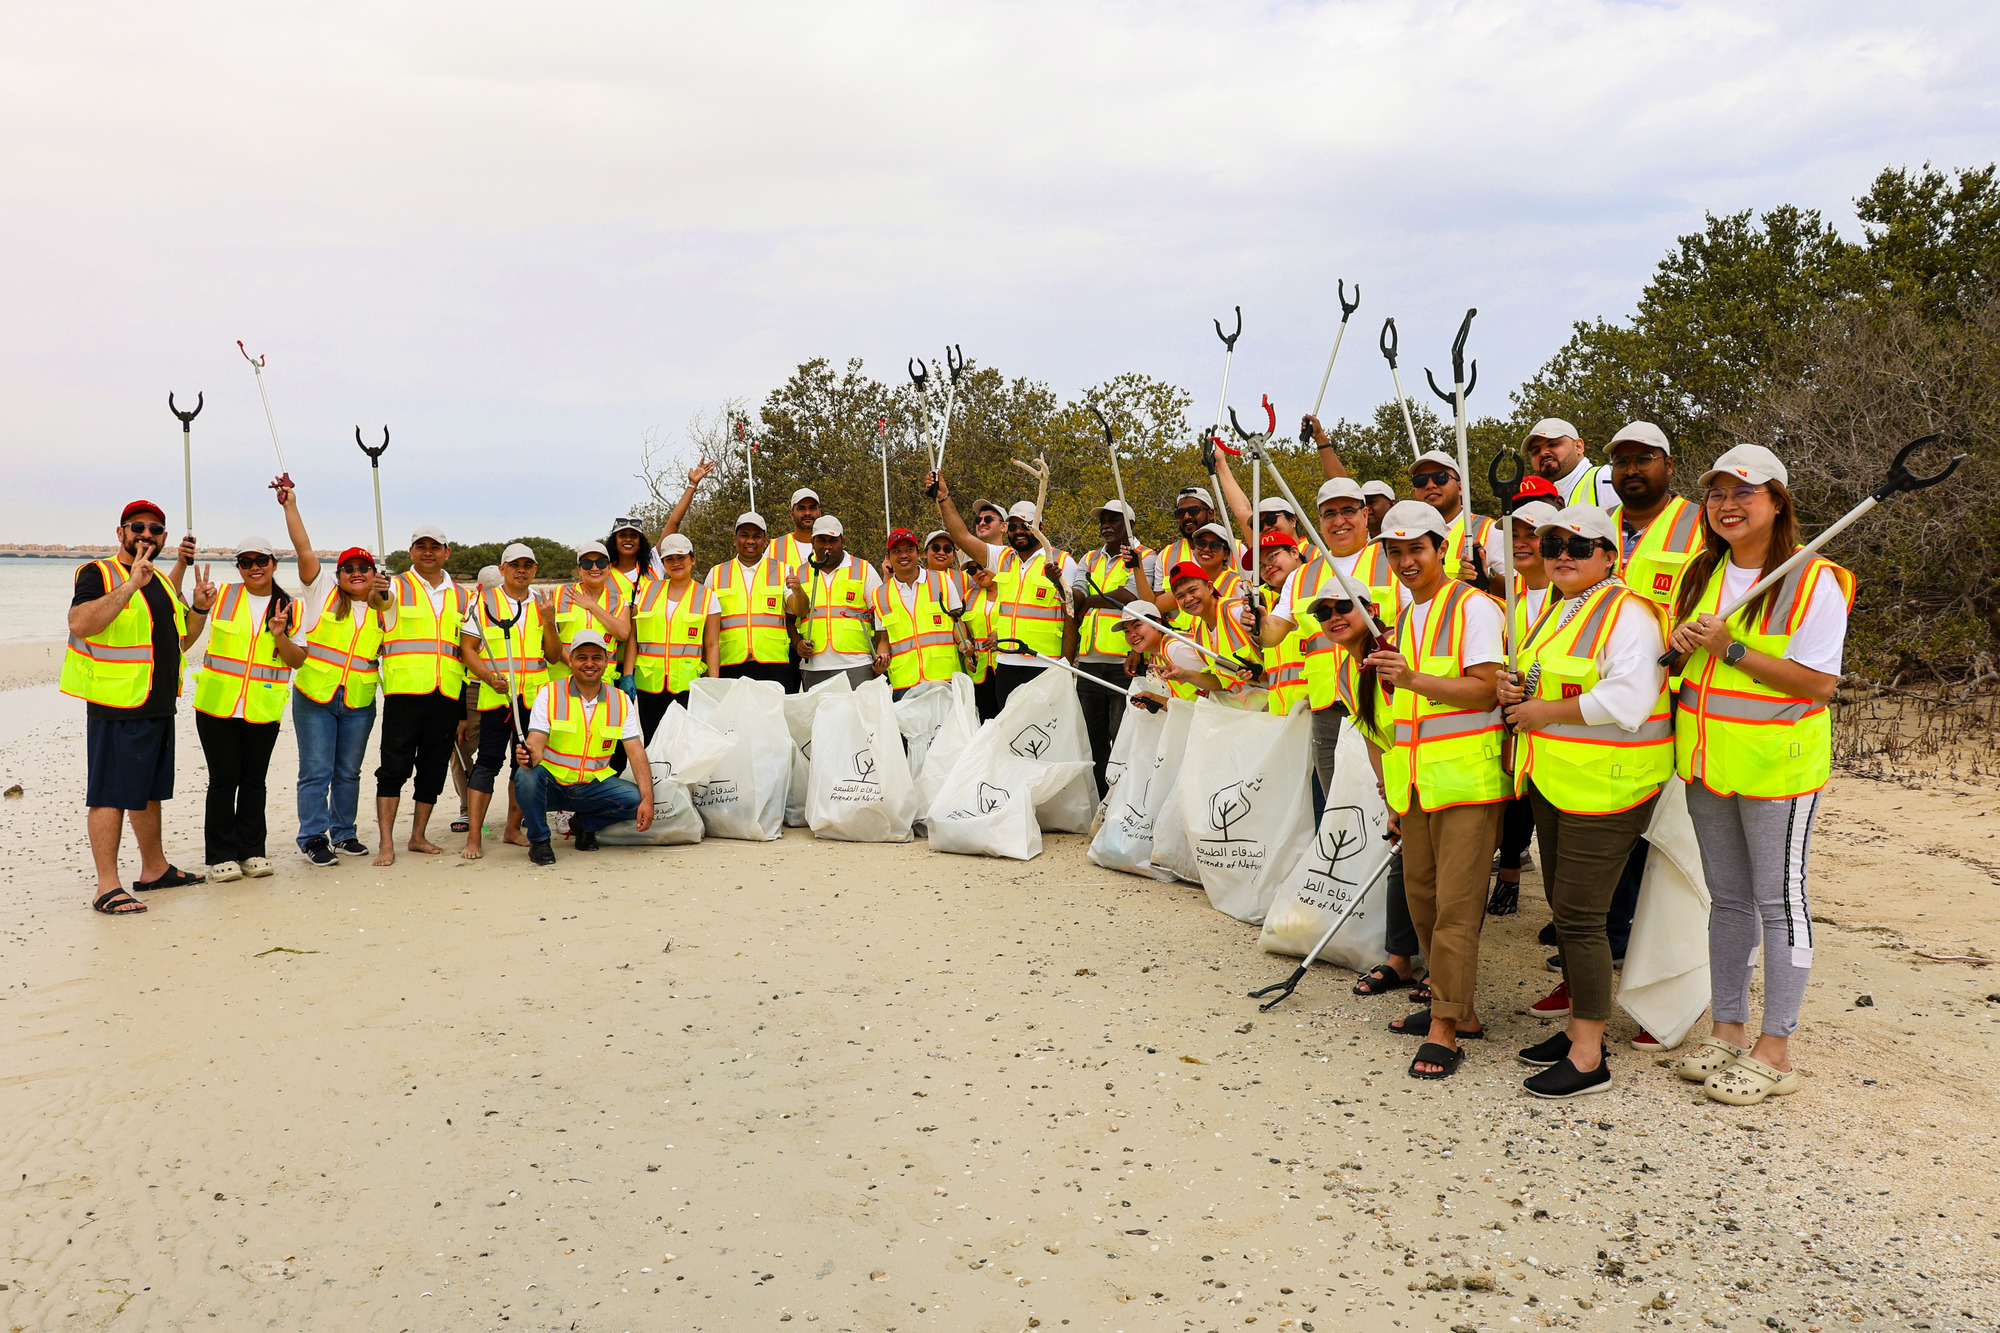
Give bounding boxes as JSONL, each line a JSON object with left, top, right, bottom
{"left": 269, "top": 474, "right": 296, "bottom": 505}
{"left": 125, "top": 549, "right": 156, "bottom": 590}
{"left": 190, "top": 564, "right": 218, "bottom": 612}
{"left": 927, "top": 470, "right": 950, "bottom": 504}
{"left": 267, "top": 601, "right": 293, "bottom": 635}
{"left": 688, "top": 458, "right": 716, "bottom": 488}
{"left": 176, "top": 534, "right": 198, "bottom": 565}
{"left": 784, "top": 567, "right": 802, "bottom": 593}
{"left": 531, "top": 588, "right": 555, "bottom": 616}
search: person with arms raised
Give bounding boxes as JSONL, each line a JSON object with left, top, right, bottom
{"left": 512, "top": 630, "right": 654, "bottom": 866}
{"left": 930, "top": 471, "right": 1078, "bottom": 708}
{"left": 457, "top": 544, "right": 559, "bottom": 860}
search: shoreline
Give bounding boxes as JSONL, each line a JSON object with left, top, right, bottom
{"left": 0, "top": 639, "right": 62, "bottom": 693}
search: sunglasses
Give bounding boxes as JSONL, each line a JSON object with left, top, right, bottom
{"left": 1539, "top": 535, "right": 1611, "bottom": 560}
{"left": 1193, "top": 540, "right": 1228, "bottom": 553}
{"left": 1409, "top": 470, "right": 1454, "bottom": 489}
{"left": 1174, "top": 507, "right": 1208, "bottom": 520}
{"left": 1257, "top": 514, "right": 1289, "bottom": 528}
{"left": 337, "top": 561, "right": 375, "bottom": 576}
{"left": 236, "top": 554, "right": 274, "bottom": 568}
{"left": 126, "top": 522, "right": 168, "bottom": 537}
{"left": 928, "top": 544, "right": 955, "bottom": 554}
{"left": 577, "top": 556, "right": 610, "bottom": 570}
{"left": 1320, "top": 598, "right": 1356, "bottom": 616}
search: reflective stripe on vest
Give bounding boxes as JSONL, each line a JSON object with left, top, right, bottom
{"left": 537, "top": 679, "right": 628, "bottom": 784}
{"left": 881, "top": 571, "right": 960, "bottom": 688}
{"left": 379, "top": 571, "right": 464, "bottom": 696}
{"left": 1380, "top": 580, "right": 1507, "bottom": 813}
{"left": 1514, "top": 583, "right": 1672, "bottom": 813}
{"left": 471, "top": 589, "right": 550, "bottom": 709}
{"left": 709, "top": 557, "right": 791, "bottom": 665}
{"left": 294, "top": 588, "right": 383, "bottom": 708}
{"left": 193, "top": 582, "right": 296, "bottom": 722}
{"left": 804, "top": 556, "right": 876, "bottom": 657}
{"left": 59, "top": 558, "right": 187, "bottom": 710}
{"left": 994, "top": 548, "right": 1069, "bottom": 657}
{"left": 1078, "top": 548, "right": 1147, "bottom": 657}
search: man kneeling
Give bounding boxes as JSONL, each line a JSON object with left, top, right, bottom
{"left": 512, "top": 630, "right": 654, "bottom": 864}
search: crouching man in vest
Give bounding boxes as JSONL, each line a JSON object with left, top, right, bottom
{"left": 512, "top": 631, "right": 654, "bottom": 866}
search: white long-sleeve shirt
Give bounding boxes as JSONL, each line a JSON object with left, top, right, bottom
{"left": 1563, "top": 595, "right": 1669, "bottom": 730}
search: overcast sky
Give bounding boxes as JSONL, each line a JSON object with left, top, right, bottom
{"left": 4, "top": 1, "right": 1994, "bottom": 549}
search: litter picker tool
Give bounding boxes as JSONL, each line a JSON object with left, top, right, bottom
{"left": 1658, "top": 434, "right": 1965, "bottom": 669}
{"left": 238, "top": 341, "right": 293, "bottom": 483}
{"left": 1301, "top": 280, "right": 1361, "bottom": 442}
{"left": 934, "top": 344, "right": 965, "bottom": 472}
{"left": 1077, "top": 561, "right": 1260, "bottom": 681}
{"left": 355, "top": 426, "right": 389, "bottom": 562}
{"left": 1205, "top": 307, "right": 1244, "bottom": 552}
{"left": 1088, "top": 404, "right": 1137, "bottom": 564}
{"left": 877, "top": 416, "right": 892, "bottom": 538}
{"left": 168, "top": 391, "right": 203, "bottom": 535}
{"left": 1425, "top": 308, "right": 1480, "bottom": 574}
{"left": 1225, "top": 396, "right": 1282, "bottom": 598}
{"left": 733, "top": 415, "right": 757, "bottom": 515}
{"left": 1489, "top": 448, "right": 1525, "bottom": 674}
{"left": 1377, "top": 318, "right": 1423, "bottom": 460}
{"left": 992, "top": 637, "right": 1164, "bottom": 712}
{"left": 1247, "top": 856, "right": 1395, "bottom": 1012}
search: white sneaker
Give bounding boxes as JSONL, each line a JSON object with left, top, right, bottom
{"left": 209, "top": 861, "right": 244, "bottom": 882}
{"left": 241, "top": 857, "right": 274, "bottom": 878}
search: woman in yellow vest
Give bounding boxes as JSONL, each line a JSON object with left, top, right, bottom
{"left": 1495, "top": 505, "right": 1671, "bottom": 1099}
{"left": 191, "top": 536, "right": 305, "bottom": 882}
{"left": 1147, "top": 522, "right": 1242, "bottom": 617}
{"left": 604, "top": 515, "right": 659, "bottom": 605}
{"left": 627, "top": 533, "right": 721, "bottom": 744}
{"left": 1248, "top": 532, "right": 1309, "bottom": 715}
{"left": 456, "top": 543, "right": 560, "bottom": 861}
{"left": 548, "top": 542, "right": 631, "bottom": 686}
{"left": 879, "top": 529, "right": 963, "bottom": 698}
{"left": 1135, "top": 560, "right": 1259, "bottom": 701}
{"left": 1664, "top": 445, "right": 1852, "bottom": 1106}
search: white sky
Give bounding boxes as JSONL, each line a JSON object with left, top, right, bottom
{"left": 4, "top": 1, "right": 1995, "bottom": 548}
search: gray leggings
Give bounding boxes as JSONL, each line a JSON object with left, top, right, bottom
{"left": 1685, "top": 781, "right": 1822, "bottom": 1038}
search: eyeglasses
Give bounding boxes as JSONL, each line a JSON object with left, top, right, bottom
{"left": 577, "top": 556, "right": 610, "bottom": 570}
{"left": 1611, "top": 450, "right": 1666, "bottom": 469}
{"left": 126, "top": 522, "right": 167, "bottom": 536}
{"left": 235, "top": 554, "right": 274, "bottom": 568}
{"left": 337, "top": 561, "right": 375, "bottom": 576}
{"left": 1409, "top": 470, "right": 1453, "bottom": 489}
{"left": 1704, "top": 484, "right": 1763, "bottom": 507}
{"left": 1174, "top": 506, "right": 1208, "bottom": 520}
{"left": 928, "top": 544, "right": 955, "bottom": 555}
{"left": 1538, "top": 535, "right": 1611, "bottom": 560}
{"left": 1320, "top": 504, "right": 1363, "bottom": 521}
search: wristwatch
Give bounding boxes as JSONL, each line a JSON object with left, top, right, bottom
{"left": 1723, "top": 640, "right": 1748, "bottom": 666}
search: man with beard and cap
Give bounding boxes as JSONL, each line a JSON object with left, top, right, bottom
{"left": 772, "top": 487, "right": 824, "bottom": 570}
{"left": 879, "top": 527, "right": 964, "bottom": 698}
{"left": 929, "top": 471, "right": 1079, "bottom": 709}
{"left": 372, "top": 523, "right": 467, "bottom": 868}
{"left": 1606, "top": 421, "right": 1701, "bottom": 607}
{"left": 1361, "top": 480, "right": 1397, "bottom": 537}
{"left": 683, "top": 509, "right": 793, "bottom": 692}
{"left": 1147, "top": 485, "right": 1243, "bottom": 591}
{"left": 785, "top": 516, "right": 890, "bottom": 689}
{"left": 1070, "top": 499, "right": 1149, "bottom": 793}
{"left": 66, "top": 499, "right": 211, "bottom": 914}
{"left": 1524, "top": 417, "right": 1618, "bottom": 509}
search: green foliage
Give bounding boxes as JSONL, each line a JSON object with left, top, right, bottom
{"left": 439, "top": 536, "right": 578, "bottom": 581}
{"left": 1850, "top": 163, "right": 2000, "bottom": 320}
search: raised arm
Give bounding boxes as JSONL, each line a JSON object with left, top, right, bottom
{"left": 1301, "top": 416, "right": 1351, "bottom": 481}
{"left": 928, "top": 472, "right": 986, "bottom": 564}
{"left": 659, "top": 459, "right": 715, "bottom": 537}
{"left": 1212, "top": 450, "right": 1255, "bottom": 537}
{"left": 275, "top": 480, "right": 321, "bottom": 586}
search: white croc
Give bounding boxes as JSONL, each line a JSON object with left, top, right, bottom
{"left": 1675, "top": 1036, "right": 1745, "bottom": 1082}
{"left": 208, "top": 861, "right": 244, "bottom": 883}
{"left": 1703, "top": 1055, "right": 1799, "bottom": 1105}
{"left": 241, "top": 857, "right": 274, "bottom": 879}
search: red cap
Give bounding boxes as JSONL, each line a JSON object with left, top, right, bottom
{"left": 121, "top": 500, "right": 166, "bottom": 524}
{"left": 886, "top": 528, "right": 918, "bottom": 549}
{"left": 335, "top": 547, "right": 376, "bottom": 569}
{"left": 1167, "top": 560, "right": 1211, "bottom": 585}
{"left": 1241, "top": 530, "right": 1302, "bottom": 568}
{"left": 1510, "top": 475, "right": 1561, "bottom": 505}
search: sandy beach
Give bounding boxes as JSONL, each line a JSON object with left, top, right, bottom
{"left": 2, "top": 640, "right": 1997, "bottom": 1332}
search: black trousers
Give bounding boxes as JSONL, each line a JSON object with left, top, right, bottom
{"left": 1497, "top": 796, "right": 1537, "bottom": 871}
{"left": 611, "top": 688, "right": 679, "bottom": 776}
{"left": 993, "top": 663, "right": 1044, "bottom": 711}
{"left": 721, "top": 659, "right": 798, "bottom": 693}
{"left": 1075, "top": 660, "right": 1126, "bottom": 797}
{"left": 376, "top": 689, "right": 464, "bottom": 803}
{"left": 469, "top": 700, "right": 531, "bottom": 794}
{"left": 195, "top": 712, "right": 280, "bottom": 865}
{"left": 1384, "top": 852, "right": 1420, "bottom": 960}
{"left": 973, "top": 673, "right": 999, "bottom": 721}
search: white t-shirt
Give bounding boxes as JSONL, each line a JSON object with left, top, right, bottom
{"left": 291, "top": 567, "right": 376, "bottom": 642}
{"left": 1556, "top": 595, "right": 1669, "bottom": 731}
{"left": 231, "top": 590, "right": 274, "bottom": 720}
{"left": 798, "top": 559, "right": 886, "bottom": 672}
{"left": 1517, "top": 583, "right": 1551, "bottom": 628}
{"left": 527, "top": 684, "right": 642, "bottom": 741}
{"left": 1553, "top": 458, "right": 1619, "bottom": 510}
{"left": 1070, "top": 550, "right": 1138, "bottom": 663}
{"left": 983, "top": 541, "right": 1081, "bottom": 669}
{"left": 663, "top": 585, "right": 722, "bottom": 624}
{"left": 1719, "top": 562, "right": 1848, "bottom": 676}
{"left": 1402, "top": 590, "right": 1505, "bottom": 669}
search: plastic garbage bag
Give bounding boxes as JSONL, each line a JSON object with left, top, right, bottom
{"left": 925, "top": 752, "right": 1093, "bottom": 861}
{"left": 685, "top": 676, "right": 789, "bottom": 841}
{"left": 1617, "top": 780, "right": 1713, "bottom": 1049}
{"left": 1176, "top": 697, "right": 1315, "bottom": 924}
{"left": 897, "top": 674, "right": 978, "bottom": 833}
{"left": 989, "top": 665, "right": 1098, "bottom": 832}
{"left": 1145, "top": 700, "right": 1202, "bottom": 884}
{"left": 596, "top": 702, "right": 737, "bottom": 846}
{"left": 780, "top": 672, "right": 853, "bottom": 827}
{"left": 1258, "top": 721, "right": 1394, "bottom": 974}
{"left": 807, "top": 677, "right": 918, "bottom": 843}
{"left": 1087, "top": 701, "right": 1175, "bottom": 881}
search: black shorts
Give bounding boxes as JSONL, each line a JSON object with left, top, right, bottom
{"left": 86, "top": 713, "right": 176, "bottom": 810}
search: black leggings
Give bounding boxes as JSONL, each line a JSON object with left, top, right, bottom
{"left": 1497, "top": 797, "right": 1536, "bottom": 872}
{"left": 195, "top": 713, "right": 281, "bottom": 864}
{"left": 468, "top": 700, "right": 530, "bottom": 794}
{"left": 375, "top": 689, "right": 464, "bottom": 804}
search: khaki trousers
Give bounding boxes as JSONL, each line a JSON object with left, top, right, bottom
{"left": 1399, "top": 799, "right": 1506, "bottom": 1023}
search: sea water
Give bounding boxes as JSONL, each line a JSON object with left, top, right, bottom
{"left": 0, "top": 558, "right": 304, "bottom": 645}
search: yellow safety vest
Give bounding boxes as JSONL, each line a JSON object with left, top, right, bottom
{"left": 535, "top": 679, "right": 629, "bottom": 785}
{"left": 1673, "top": 556, "right": 1853, "bottom": 799}
{"left": 378, "top": 571, "right": 465, "bottom": 697}
{"left": 962, "top": 585, "right": 996, "bottom": 683}
{"left": 1380, "top": 581, "right": 1508, "bottom": 814}
{"left": 1164, "top": 599, "right": 1259, "bottom": 700}
{"left": 631, "top": 578, "right": 711, "bottom": 694}
{"left": 708, "top": 557, "right": 792, "bottom": 665}
{"left": 61, "top": 558, "right": 188, "bottom": 710}
{"left": 802, "top": 555, "right": 876, "bottom": 657}
{"left": 879, "top": 571, "right": 959, "bottom": 688}
{"left": 1077, "top": 547, "right": 1151, "bottom": 657}
{"left": 193, "top": 584, "right": 298, "bottom": 723}
{"left": 1441, "top": 511, "right": 1498, "bottom": 583}
{"left": 1614, "top": 495, "right": 1704, "bottom": 608}
{"left": 1556, "top": 461, "right": 1609, "bottom": 508}
{"left": 994, "top": 547, "right": 1069, "bottom": 657}
{"left": 1261, "top": 579, "right": 1310, "bottom": 715}
{"left": 294, "top": 589, "right": 384, "bottom": 709}
{"left": 1512, "top": 584, "right": 1672, "bottom": 813}
{"left": 468, "top": 588, "right": 551, "bottom": 710}
{"left": 608, "top": 564, "right": 644, "bottom": 606}
{"left": 547, "top": 583, "right": 625, "bottom": 685}
{"left": 771, "top": 533, "right": 815, "bottom": 570}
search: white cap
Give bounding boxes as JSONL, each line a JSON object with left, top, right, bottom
{"left": 923, "top": 529, "right": 951, "bottom": 547}
{"left": 576, "top": 540, "right": 609, "bottom": 558}
{"left": 1373, "top": 500, "right": 1450, "bottom": 543}
{"left": 609, "top": 515, "right": 645, "bottom": 535}
{"left": 476, "top": 564, "right": 503, "bottom": 589}
{"left": 791, "top": 487, "right": 820, "bottom": 505}
{"left": 500, "top": 542, "right": 538, "bottom": 565}
{"left": 1175, "top": 486, "right": 1215, "bottom": 510}
{"left": 1535, "top": 504, "right": 1620, "bottom": 546}
{"left": 1007, "top": 501, "right": 1039, "bottom": 523}
{"left": 1526, "top": 417, "right": 1581, "bottom": 443}
{"left": 1193, "top": 521, "right": 1234, "bottom": 545}
{"left": 1256, "top": 496, "right": 1297, "bottom": 517}
{"left": 811, "top": 516, "right": 844, "bottom": 538}
{"left": 1608, "top": 421, "right": 1671, "bottom": 456}
{"left": 734, "top": 510, "right": 767, "bottom": 531}
{"left": 1094, "top": 499, "right": 1136, "bottom": 520}
{"left": 1360, "top": 479, "right": 1397, "bottom": 500}
{"left": 1116, "top": 600, "right": 1163, "bottom": 626}
{"left": 1507, "top": 500, "right": 1562, "bottom": 531}
{"left": 1700, "top": 443, "right": 1789, "bottom": 489}
{"left": 409, "top": 524, "right": 448, "bottom": 545}
{"left": 1316, "top": 477, "right": 1364, "bottom": 506}
{"left": 234, "top": 535, "right": 276, "bottom": 557}
{"left": 659, "top": 534, "right": 694, "bottom": 556}
{"left": 972, "top": 498, "right": 1005, "bottom": 518}
{"left": 1409, "top": 449, "right": 1459, "bottom": 476}
{"left": 568, "top": 629, "right": 611, "bottom": 654}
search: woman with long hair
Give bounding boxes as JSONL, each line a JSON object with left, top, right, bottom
{"left": 605, "top": 517, "right": 657, "bottom": 605}
{"left": 1665, "top": 445, "right": 1852, "bottom": 1106}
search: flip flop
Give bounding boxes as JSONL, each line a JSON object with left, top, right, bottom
{"left": 133, "top": 865, "right": 204, "bottom": 892}
{"left": 451, "top": 819, "right": 470, "bottom": 833}
{"left": 92, "top": 887, "right": 147, "bottom": 915}
{"left": 1389, "top": 1009, "right": 1486, "bottom": 1039}
{"left": 1409, "top": 1042, "right": 1464, "bottom": 1080}
{"left": 1352, "top": 964, "right": 1413, "bottom": 997}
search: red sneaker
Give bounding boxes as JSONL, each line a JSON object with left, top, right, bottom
{"left": 1629, "top": 1029, "right": 1666, "bottom": 1053}
{"left": 1528, "top": 982, "right": 1571, "bottom": 1019}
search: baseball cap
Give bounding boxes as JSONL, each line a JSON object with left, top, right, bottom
{"left": 234, "top": 535, "right": 276, "bottom": 557}
{"left": 1258, "top": 529, "right": 1300, "bottom": 549}
{"left": 1007, "top": 501, "right": 1039, "bottom": 523}
{"left": 1525, "top": 417, "right": 1582, "bottom": 443}
{"left": 1535, "top": 504, "right": 1619, "bottom": 546}
{"left": 500, "top": 542, "right": 538, "bottom": 564}
{"left": 576, "top": 540, "right": 609, "bottom": 559}
{"left": 1094, "top": 499, "right": 1136, "bottom": 520}
{"left": 1168, "top": 560, "right": 1212, "bottom": 585}
{"left": 972, "top": 499, "right": 1005, "bottom": 519}
{"left": 336, "top": 546, "right": 376, "bottom": 569}
{"left": 659, "top": 534, "right": 694, "bottom": 556}
{"left": 923, "top": 529, "right": 951, "bottom": 548}
{"left": 121, "top": 499, "right": 166, "bottom": 524}
{"left": 1192, "top": 522, "right": 1234, "bottom": 545}
{"left": 1316, "top": 477, "right": 1364, "bottom": 506}
{"left": 1359, "top": 479, "right": 1397, "bottom": 501}
{"left": 791, "top": 488, "right": 820, "bottom": 505}
{"left": 1608, "top": 421, "right": 1672, "bottom": 456}
{"left": 1116, "top": 600, "right": 1163, "bottom": 626}
{"left": 734, "top": 511, "right": 767, "bottom": 531}
{"left": 1409, "top": 450, "right": 1459, "bottom": 476}
{"left": 409, "top": 524, "right": 449, "bottom": 545}
{"left": 1507, "top": 500, "right": 1562, "bottom": 531}
{"left": 1175, "top": 486, "right": 1215, "bottom": 510}
{"left": 811, "top": 516, "right": 845, "bottom": 538}
{"left": 476, "top": 564, "right": 502, "bottom": 589}
{"left": 1373, "top": 501, "right": 1450, "bottom": 543}
{"left": 1510, "top": 475, "right": 1562, "bottom": 506}
{"left": 1699, "top": 444, "right": 1789, "bottom": 490}
{"left": 1257, "top": 496, "right": 1297, "bottom": 517}
{"left": 887, "top": 528, "right": 918, "bottom": 549}
{"left": 568, "top": 629, "right": 610, "bottom": 654}
{"left": 609, "top": 516, "right": 645, "bottom": 535}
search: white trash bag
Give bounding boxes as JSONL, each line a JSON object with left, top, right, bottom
{"left": 596, "top": 702, "right": 737, "bottom": 846}
{"left": 686, "top": 676, "right": 789, "bottom": 841}
{"left": 1087, "top": 700, "right": 1175, "bottom": 881}
{"left": 988, "top": 666, "right": 1098, "bottom": 832}
{"left": 897, "top": 674, "right": 978, "bottom": 833}
{"left": 1176, "top": 697, "right": 1315, "bottom": 924}
{"left": 925, "top": 752, "right": 1092, "bottom": 861}
{"left": 781, "top": 673, "right": 853, "bottom": 827}
{"left": 1145, "top": 700, "right": 1201, "bottom": 884}
{"left": 1617, "top": 779, "right": 1714, "bottom": 1050}
{"left": 807, "top": 677, "right": 918, "bottom": 843}
{"left": 1258, "top": 721, "right": 1394, "bottom": 974}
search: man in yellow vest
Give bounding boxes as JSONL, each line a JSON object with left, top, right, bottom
{"left": 457, "top": 543, "right": 560, "bottom": 860}
{"left": 878, "top": 528, "right": 963, "bottom": 698}
{"left": 1607, "top": 421, "right": 1701, "bottom": 606}
{"left": 513, "top": 630, "right": 654, "bottom": 865}
{"left": 66, "top": 499, "right": 214, "bottom": 914}
{"left": 1360, "top": 480, "right": 1396, "bottom": 538}
{"left": 372, "top": 524, "right": 465, "bottom": 868}
{"left": 771, "top": 488, "right": 824, "bottom": 570}
{"left": 1404, "top": 450, "right": 1499, "bottom": 583}
{"left": 1147, "top": 486, "right": 1242, "bottom": 590}
{"left": 785, "top": 516, "right": 890, "bottom": 689}
{"left": 702, "top": 510, "right": 797, "bottom": 692}
{"left": 1071, "top": 500, "right": 1147, "bottom": 792}
{"left": 931, "top": 473, "right": 1080, "bottom": 708}
{"left": 1524, "top": 418, "right": 1618, "bottom": 509}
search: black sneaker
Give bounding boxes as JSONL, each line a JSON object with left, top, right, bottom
{"left": 1519, "top": 1030, "right": 1611, "bottom": 1069}
{"left": 1524, "top": 1056, "right": 1612, "bottom": 1099}
{"left": 1545, "top": 952, "right": 1564, "bottom": 973}
{"left": 1537, "top": 921, "right": 1558, "bottom": 947}
{"left": 332, "top": 838, "right": 369, "bottom": 857}
{"left": 528, "top": 839, "right": 556, "bottom": 866}
{"left": 302, "top": 837, "right": 338, "bottom": 868}
{"left": 573, "top": 828, "right": 600, "bottom": 851}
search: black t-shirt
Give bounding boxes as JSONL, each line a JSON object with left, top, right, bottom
{"left": 71, "top": 560, "right": 183, "bottom": 720}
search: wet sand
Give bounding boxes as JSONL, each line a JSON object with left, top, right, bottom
{"left": 2, "top": 644, "right": 1996, "bottom": 1331}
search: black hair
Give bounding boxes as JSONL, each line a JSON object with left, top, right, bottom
{"left": 606, "top": 526, "right": 655, "bottom": 575}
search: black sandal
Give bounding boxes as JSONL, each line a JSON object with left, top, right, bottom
{"left": 133, "top": 865, "right": 204, "bottom": 891}
{"left": 450, "top": 818, "right": 470, "bottom": 833}
{"left": 1410, "top": 1042, "right": 1464, "bottom": 1079}
{"left": 1411, "top": 977, "right": 1434, "bottom": 1003}
{"left": 1389, "top": 1009, "right": 1485, "bottom": 1039}
{"left": 1486, "top": 875, "right": 1520, "bottom": 916}
{"left": 92, "top": 887, "right": 147, "bottom": 915}
{"left": 1352, "top": 964, "right": 1413, "bottom": 997}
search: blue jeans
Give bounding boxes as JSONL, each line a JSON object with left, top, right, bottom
{"left": 511, "top": 767, "right": 642, "bottom": 844}
{"left": 293, "top": 689, "right": 377, "bottom": 848}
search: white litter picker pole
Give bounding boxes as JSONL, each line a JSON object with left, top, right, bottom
{"left": 1305, "top": 280, "right": 1361, "bottom": 432}
{"left": 168, "top": 392, "right": 203, "bottom": 535}
{"left": 1425, "top": 308, "right": 1480, "bottom": 574}
{"left": 1206, "top": 307, "right": 1243, "bottom": 552}
{"left": 1377, "top": 318, "right": 1423, "bottom": 461}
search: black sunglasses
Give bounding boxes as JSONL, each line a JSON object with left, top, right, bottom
{"left": 126, "top": 521, "right": 168, "bottom": 536}
{"left": 577, "top": 556, "right": 610, "bottom": 570}
{"left": 236, "top": 554, "right": 274, "bottom": 568}
{"left": 1539, "top": 534, "right": 1611, "bottom": 560}
{"left": 1174, "top": 506, "right": 1208, "bottom": 520}
{"left": 1192, "top": 539, "right": 1228, "bottom": 553}
{"left": 1409, "top": 470, "right": 1454, "bottom": 489}
{"left": 337, "top": 561, "right": 375, "bottom": 575}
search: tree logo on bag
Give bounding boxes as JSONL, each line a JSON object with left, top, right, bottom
{"left": 945, "top": 781, "right": 1010, "bottom": 820}
{"left": 853, "top": 749, "right": 876, "bottom": 781}
{"left": 1310, "top": 806, "right": 1368, "bottom": 884}
{"left": 829, "top": 745, "right": 883, "bottom": 806}
{"left": 1009, "top": 722, "right": 1053, "bottom": 760}
{"left": 1197, "top": 776, "right": 1268, "bottom": 872}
